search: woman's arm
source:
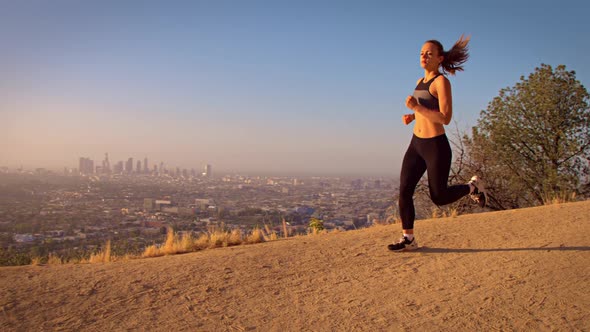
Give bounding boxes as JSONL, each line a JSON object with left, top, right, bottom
{"left": 402, "top": 113, "right": 415, "bottom": 125}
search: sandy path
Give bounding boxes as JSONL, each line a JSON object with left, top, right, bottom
{"left": 1, "top": 201, "right": 589, "bottom": 331}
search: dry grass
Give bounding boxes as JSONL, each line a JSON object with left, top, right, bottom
{"left": 203, "top": 226, "right": 246, "bottom": 248}
{"left": 229, "top": 229, "right": 243, "bottom": 246}
{"left": 27, "top": 226, "right": 278, "bottom": 264}
{"left": 141, "top": 226, "right": 271, "bottom": 258}
{"left": 47, "top": 253, "right": 63, "bottom": 265}
{"left": 142, "top": 228, "right": 190, "bottom": 257}
{"left": 180, "top": 233, "right": 195, "bottom": 252}
{"left": 31, "top": 221, "right": 351, "bottom": 265}
{"left": 262, "top": 225, "right": 278, "bottom": 241}
{"left": 88, "top": 240, "right": 112, "bottom": 263}
{"left": 163, "top": 228, "right": 183, "bottom": 255}
{"left": 543, "top": 190, "right": 577, "bottom": 205}
{"left": 30, "top": 257, "right": 42, "bottom": 266}
{"left": 117, "top": 254, "right": 134, "bottom": 262}
{"left": 194, "top": 233, "right": 211, "bottom": 250}
{"left": 308, "top": 227, "right": 328, "bottom": 236}
{"left": 431, "top": 207, "right": 459, "bottom": 219}
{"left": 30, "top": 253, "right": 70, "bottom": 266}
{"left": 246, "top": 228, "right": 265, "bottom": 244}
{"left": 431, "top": 208, "right": 441, "bottom": 219}
{"left": 142, "top": 244, "right": 161, "bottom": 258}
{"left": 209, "top": 230, "right": 229, "bottom": 248}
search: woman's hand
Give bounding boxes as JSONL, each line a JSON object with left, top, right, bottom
{"left": 402, "top": 114, "right": 415, "bottom": 125}
{"left": 405, "top": 95, "right": 418, "bottom": 111}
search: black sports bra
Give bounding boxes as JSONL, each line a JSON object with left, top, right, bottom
{"left": 413, "top": 74, "right": 441, "bottom": 110}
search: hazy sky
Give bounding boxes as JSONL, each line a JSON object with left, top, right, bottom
{"left": 1, "top": 0, "right": 588, "bottom": 177}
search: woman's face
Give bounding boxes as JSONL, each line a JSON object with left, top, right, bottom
{"left": 420, "top": 42, "right": 443, "bottom": 71}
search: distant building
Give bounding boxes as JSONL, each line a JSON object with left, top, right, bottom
{"left": 195, "top": 198, "right": 215, "bottom": 210}
{"left": 125, "top": 158, "right": 134, "bottom": 173}
{"left": 351, "top": 179, "right": 362, "bottom": 190}
{"left": 14, "top": 234, "right": 35, "bottom": 243}
{"left": 102, "top": 153, "right": 111, "bottom": 173}
{"left": 155, "top": 200, "right": 172, "bottom": 211}
{"left": 79, "top": 157, "right": 94, "bottom": 175}
{"left": 294, "top": 206, "right": 314, "bottom": 215}
{"left": 144, "top": 198, "right": 155, "bottom": 211}
{"left": 143, "top": 157, "right": 149, "bottom": 174}
{"left": 202, "top": 164, "right": 212, "bottom": 177}
{"left": 114, "top": 161, "right": 124, "bottom": 174}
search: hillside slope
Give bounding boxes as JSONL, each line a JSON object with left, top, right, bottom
{"left": 1, "top": 201, "right": 589, "bottom": 331}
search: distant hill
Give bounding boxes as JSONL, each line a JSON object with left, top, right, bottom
{"left": 1, "top": 200, "right": 589, "bottom": 331}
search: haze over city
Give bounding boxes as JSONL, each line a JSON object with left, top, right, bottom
{"left": 2, "top": 0, "right": 589, "bottom": 177}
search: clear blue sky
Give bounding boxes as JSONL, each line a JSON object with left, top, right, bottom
{"left": 1, "top": 0, "right": 588, "bottom": 177}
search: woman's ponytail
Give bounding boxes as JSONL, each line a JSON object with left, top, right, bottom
{"left": 427, "top": 35, "right": 470, "bottom": 75}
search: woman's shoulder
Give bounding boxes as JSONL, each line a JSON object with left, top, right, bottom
{"left": 433, "top": 75, "right": 451, "bottom": 88}
{"left": 434, "top": 74, "right": 449, "bottom": 83}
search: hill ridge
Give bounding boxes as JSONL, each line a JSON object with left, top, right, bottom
{"left": 2, "top": 201, "right": 589, "bottom": 331}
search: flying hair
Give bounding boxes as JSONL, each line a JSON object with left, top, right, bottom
{"left": 426, "top": 34, "right": 471, "bottom": 75}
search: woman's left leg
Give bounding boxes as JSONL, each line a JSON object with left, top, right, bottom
{"left": 420, "top": 134, "right": 469, "bottom": 205}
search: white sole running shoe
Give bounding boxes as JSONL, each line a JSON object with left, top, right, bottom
{"left": 468, "top": 176, "right": 487, "bottom": 208}
{"left": 388, "top": 236, "right": 419, "bottom": 252}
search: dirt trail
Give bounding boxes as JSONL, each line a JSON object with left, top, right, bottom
{"left": 1, "top": 201, "right": 589, "bottom": 331}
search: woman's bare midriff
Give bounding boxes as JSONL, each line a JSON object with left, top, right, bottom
{"left": 413, "top": 113, "right": 446, "bottom": 138}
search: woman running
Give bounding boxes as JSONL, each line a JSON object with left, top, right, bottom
{"left": 388, "top": 35, "right": 487, "bottom": 252}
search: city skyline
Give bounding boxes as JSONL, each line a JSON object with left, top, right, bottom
{"left": 2, "top": 1, "right": 589, "bottom": 177}
{"left": 76, "top": 154, "right": 215, "bottom": 177}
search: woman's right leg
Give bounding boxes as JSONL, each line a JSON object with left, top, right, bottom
{"left": 399, "top": 137, "right": 427, "bottom": 230}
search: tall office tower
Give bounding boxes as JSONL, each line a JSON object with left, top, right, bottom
{"left": 202, "top": 164, "right": 212, "bottom": 177}
{"left": 102, "top": 153, "right": 111, "bottom": 174}
{"left": 78, "top": 158, "right": 85, "bottom": 174}
{"left": 136, "top": 160, "right": 142, "bottom": 173}
{"left": 114, "top": 161, "right": 124, "bottom": 174}
{"left": 159, "top": 162, "right": 164, "bottom": 174}
{"left": 79, "top": 157, "right": 94, "bottom": 175}
{"left": 87, "top": 159, "right": 94, "bottom": 174}
{"left": 143, "top": 157, "right": 148, "bottom": 174}
{"left": 125, "top": 158, "right": 134, "bottom": 174}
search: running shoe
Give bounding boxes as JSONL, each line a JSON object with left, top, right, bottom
{"left": 388, "top": 236, "right": 418, "bottom": 251}
{"left": 468, "top": 176, "right": 487, "bottom": 208}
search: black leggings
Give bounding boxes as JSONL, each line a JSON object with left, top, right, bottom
{"left": 399, "top": 134, "right": 469, "bottom": 230}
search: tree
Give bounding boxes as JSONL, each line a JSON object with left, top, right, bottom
{"left": 308, "top": 218, "right": 324, "bottom": 233}
{"left": 466, "top": 64, "right": 590, "bottom": 208}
